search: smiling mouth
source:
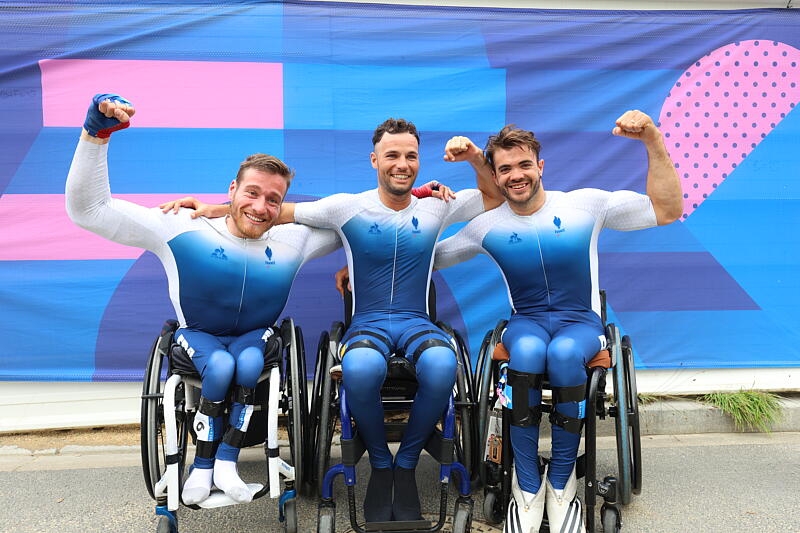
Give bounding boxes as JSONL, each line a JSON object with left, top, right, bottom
{"left": 244, "top": 213, "right": 267, "bottom": 224}
{"left": 508, "top": 180, "right": 530, "bottom": 191}
{"left": 391, "top": 174, "right": 411, "bottom": 181}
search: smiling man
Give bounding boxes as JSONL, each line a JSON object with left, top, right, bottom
{"left": 65, "top": 94, "right": 341, "bottom": 507}
{"left": 433, "top": 111, "right": 681, "bottom": 533}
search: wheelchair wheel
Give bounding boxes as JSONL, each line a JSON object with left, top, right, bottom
{"left": 141, "top": 322, "right": 189, "bottom": 502}
{"left": 622, "top": 335, "right": 643, "bottom": 495}
{"left": 314, "top": 324, "right": 341, "bottom": 496}
{"left": 307, "top": 330, "right": 328, "bottom": 493}
{"left": 476, "top": 322, "right": 504, "bottom": 487}
{"left": 481, "top": 488, "right": 503, "bottom": 525}
{"left": 610, "top": 327, "right": 633, "bottom": 505}
{"left": 453, "top": 499, "right": 473, "bottom": 533}
{"left": 283, "top": 497, "right": 297, "bottom": 533}
{"left": 317, "top": 504, "right": 335, "bottom": 533}
{"left": 601, "top": 504, "right": 621, "bottom": 533}
{"left": 156, "top": 515, "right": 175, "bottom": 533}
{"left": 439, "top": 322, "right": 475, "bottom": 480}
{"left": 282, "top": 319, "right": 308, "bottom": 497}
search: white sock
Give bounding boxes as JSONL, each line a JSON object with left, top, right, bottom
{"left": 213, "top": 459, "right": 252, "bottom": 503}
{"left": 182, "top": 467, "right": 213, "bottom": 504}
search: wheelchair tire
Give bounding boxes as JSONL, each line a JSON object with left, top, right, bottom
{"left": 308, "top": 330, "right": 329, "bottom": 494}
{"left": 601, "top": 504, "right": 621, "bottom": 533}
{"left": 283, "top": 319, "right": 308, "bottom": 498}
{"left": 476, "top": 322, "right": 504, "bottom": 487}
{"left": 315, "top": 341, "right": 338, "bottom": 497}
{"left": 622, "top": 335, "right": 643, "bottom": 496}
{"left": 440, "top": 322, "right": 475, "bottom": 481}
{"left": 611, "top": 327, "right": 633, "bottom": 505}
{"left": 283, "top": 497, "right": 297, "bottom": 533}
{"left": 156, "top": 515, "right": 175, "bottom": 533}
{"left": 453, "top": 501, "right": 473, "bottom": 533}
{"left": 141, "top": 326, "right": 189, "bottom": 502}
{"left": 481, "top": 489, "right": 503, "bottom": 525}
{"left": 317, "top": 505, "right": 335, "bottom": 533}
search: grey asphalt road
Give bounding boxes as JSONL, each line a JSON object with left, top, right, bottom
{"left": 1, "top": 432, "right": 798, "bottom": 533}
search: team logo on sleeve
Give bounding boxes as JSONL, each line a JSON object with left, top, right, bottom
{"left": 264, "top": 246, "right": 276, "bottom": 266}
{"left": 369, "top": 222, "right": 381, "bottom": 234}
{"left": 508, "top": 232, "right": 522, "bottom": 244}
{"left": 553, "top": 215, "right": 565, "bottom": 235}
{"left": 411, "top": 216, "right": 421, "bottom": 234}
{"left": 211, "top": 246, "right": 228, "bottom": 260}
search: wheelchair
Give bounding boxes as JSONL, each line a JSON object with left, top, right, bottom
{"left": 308, "top": 284, "right": 478, "bottom": 533}
{"left": 140, "top": 318, "right": 310, "bottom": 533}
{"left": 474, "top": 292, "right": 643, "bottom": 533}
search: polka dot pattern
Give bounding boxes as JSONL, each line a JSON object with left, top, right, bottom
{"left": 658, "top": 40, "right": 800, "bottom": 220}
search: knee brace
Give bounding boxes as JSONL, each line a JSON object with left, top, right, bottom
{"left": 505, "top": 369, "right": 544, "bottom": 427}
{"left": 222, "top": 385, "right": 256, "bottom": 449}
{"left": 549, "top": 384, "right": 587, "bottom": 434}
{"left": 195, "top": 396, "right": 225, "bottom": 459}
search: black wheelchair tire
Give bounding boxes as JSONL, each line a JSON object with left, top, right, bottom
{"left": 315, "top": 346, "right": 337, "bottom": 497}
{"left": 283, "top": 319, "right": 307, "bottom": 498}
{"left": 308, "top": 330, "right": 329, "bottom": 493}
{"left": 453, "top": 501, "right": 473, "bottom": 533}
{"left": 611, "top": 328, "right": 633, "bottom": 505}
{"left": 622, "top": 335, "right": 643, "bottom": 495}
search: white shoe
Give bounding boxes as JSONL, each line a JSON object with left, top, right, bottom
{"left": 182, "top": 467, "right": 213, "bottom": 505}
{"left": 504, "top": 464, "right": 546, "bottom": 533}
{"left": 545, "top": 467, "right": 585, "bottom": 533}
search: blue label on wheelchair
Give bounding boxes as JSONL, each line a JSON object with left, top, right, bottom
{"left": 577, "top": 399, "right": 586, "bottom": 419}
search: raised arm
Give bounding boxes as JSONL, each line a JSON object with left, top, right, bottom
{"left": 612, "top": 110, "right": 682, "bottom": 225}
{"left": 443, "top": 136, "right": 504, "bottom": 211}
{"left": 66, "top": 94, "right": 165, "bottom": 250}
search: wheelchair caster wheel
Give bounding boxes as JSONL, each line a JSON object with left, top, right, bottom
{"left": 156, "top": 515, "right": 177, "bottom": 533}
{"left": 453, "top": 500, "right": 473, "bottom": 533}
{"left": 317, "top": 504, "right": 335, "bottom": 533}
{"left": 601, "top": 504, "right": 621, "bottom": 533}
{"left": 482, "top": 489, "right": 503, "bottom": 525}
{"left": 283, "top": 498, "right": 297, "bottom": 533}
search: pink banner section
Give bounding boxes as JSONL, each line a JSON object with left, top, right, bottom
{"left": 0, "top": 194, "right": 228, "bottom": 261}
{"left": 39, "top": 59, "right": 283, "bottom": 129}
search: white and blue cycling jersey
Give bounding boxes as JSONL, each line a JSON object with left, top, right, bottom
{"left": 434, "top": 189, "right": 657, "bottom": 318}
{"left": 294, "top": 188, "right": 484, "bottom": 320}
{"left": 65, "top": 140, "right": 341, "bottom": 337}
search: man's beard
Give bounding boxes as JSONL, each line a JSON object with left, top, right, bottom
{"left": 381, "top": 173, "right": 415, "bottom": 197}
{"left": 230, "top": 203, "right": 270, "bottom": 239}
{"left": 503, "top": 176, "right": 540, "bottom": 208}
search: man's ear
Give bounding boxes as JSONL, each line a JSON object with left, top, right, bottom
{"left": 370, "top": 151, "right": 378, "bottom": 169}
{"left": 539, "top": 159, "right": 545, "bottom": 176}
{"left": 492, "top": 170, "right": 500, "bottom": 187}
{"left": 228, "top": 179, "right": 237, "bottom": 201}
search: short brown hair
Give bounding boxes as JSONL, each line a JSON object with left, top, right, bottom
{"left": 484, "top": 125, "right": 542, "bottom": 171}
{"left": 372, "top": 118, "right": 420, "bottom": 146}
{"left": 235, "top": 153, "right": 294, "bottom": 186}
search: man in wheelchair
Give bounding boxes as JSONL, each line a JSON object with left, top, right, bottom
{"left": 65, "top": 94, "right": 341, "bottom": 506}
{"left": 433, "top": 111, "right": 681, "bottom": 532}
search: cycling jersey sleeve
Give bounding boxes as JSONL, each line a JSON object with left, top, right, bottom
{"left": 443, "top": 188, "right": 485, "bottom": 226}
{"left": 293, "top": 193, "right": 354, "bottom": 230}
{"left": 65, "top": 140, "right": 169, "bottom": 251}
{"left": 301, "top": 226, "right": 342, "bottom": 261}
{"left": 433, "top": 223, "right": 484, "bottom": 270}
{"left": 602, "top": 190, "right": 658, "bottom": 231}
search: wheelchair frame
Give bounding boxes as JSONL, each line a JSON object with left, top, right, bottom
{"left": 140, "top": 318, "right": 310, "bottom": 533}
{"left": 474, "top": 294, "right": 643, "bottom": 533}
{"left": 309, "top": 318, "right": 477, "bottom": 533}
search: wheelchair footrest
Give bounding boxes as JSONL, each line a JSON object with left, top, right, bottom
{"left": 364, "top": 520, "right": 431, "bottom": 532}
{"left": 196, "top": 483, "right": 263, "bottom": 509}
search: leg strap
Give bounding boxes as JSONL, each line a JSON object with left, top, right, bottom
{"left": 549, "top": 384, "right": 587, "bottom": 434}
{"left": 223, "top": 426, "right": 247, "bottom": 449}
{"left": 410, "top": 338, "right": 452, "bottom": 364}
{"left": 199, "top": 396, "right": 226, "bottom": 418}
{"left": 507, "top": 369, "right": 544, "bottom": 427}
{"left": 195, "top": 437, "right": 220, "bottom": 459}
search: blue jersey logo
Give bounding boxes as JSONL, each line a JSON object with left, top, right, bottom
{"left": 211, "top": 246, "right": 228, "bottom": 260}
{"left": 553, "top": 215, "right": 565, "bottom": 234}
{"left": 264, "top": 246, "right": 275, "bottom": 265}
{"left": 411, "top": 216, "right": 421, "bottom": 234}
{"left": 369, "top": 222, "right": 381, "bottom": 234}
{"left": 508, "top": 232, "right": 522, "bottom": 244}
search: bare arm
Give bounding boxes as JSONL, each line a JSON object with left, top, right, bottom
{"left": 443, "top": 136, "right": 504, "bottom": 211}
{"left": 159, "top": 197, "right": 297, "bottom": 224}
{"left": 613, "top": 110, "right": 682, "bottom": 225}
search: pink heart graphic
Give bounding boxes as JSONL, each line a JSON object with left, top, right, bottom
{"left": 658, "top": 40, "right": 800, "bottom": 220}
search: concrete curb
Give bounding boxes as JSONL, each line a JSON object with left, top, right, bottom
{"left": 1, "top": 398, "right": 797, "bottom": 456}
